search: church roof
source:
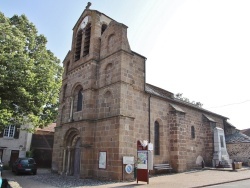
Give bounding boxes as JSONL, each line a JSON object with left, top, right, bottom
{"left": 145, "top": 83, "right": 174, "bottom": 99}
{"left": 145, "top": 83, "right": 228, "bottom": 119}
{"left": 73, "top": 8, "right": 115, "bottom": 30}
{"left": 226, "top": 131, "right": 250, "bottom": 143}
{"left": 241, "top": 128, "right": 250, "bottom": 137}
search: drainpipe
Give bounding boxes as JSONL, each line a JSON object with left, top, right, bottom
{"left": 148, "top": 94, "right": 151, "bottom": 143}
{"left": 211, "top": 122, "right": 215, "bottom": 167}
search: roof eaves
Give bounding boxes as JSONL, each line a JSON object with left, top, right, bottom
{"left": 131, "top": 50, "right": 147, "bottom": 59}
{"left": 170, "top": 104, "right": 186, "bottom": 113}
{"left": 203, "top": 114, "right": 216, "bottom": 123}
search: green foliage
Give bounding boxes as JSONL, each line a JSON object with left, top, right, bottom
{"left": 0, "top": 12, "right": 62, "bottom": 131}
{"left": 26, "top": 149, "right": 34, "bottom": 157}
{"left": 175, "top": 93, "right": 203, "bottom": 107}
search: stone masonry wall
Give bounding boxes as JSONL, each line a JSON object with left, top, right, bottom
{"left": 169, "top": 111, "right": 187, "bottom": 172}
{"left": 227, "top": 143, "right": 250, "bottom": 165}
{"left": 148, "top": 98, "right": 225, "bottom": 172}
{"left": 92, "top": 117, "right": 120, "bottom": 180}
{"left": 150, "top": 97, "right": 171, "bottom": 165}
{"left": 183, "top": 106, "right": 224, "bottom": 169}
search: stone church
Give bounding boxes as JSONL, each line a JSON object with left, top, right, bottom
{"left": 52, "top": 5, "right": 232, "bottom": 180}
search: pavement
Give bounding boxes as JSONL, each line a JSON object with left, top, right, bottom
{"left": 2, "top": 167, "right": 250, "bottom": 188}
{"left": 95, "top": 167, "right": 250, "bottom": 188}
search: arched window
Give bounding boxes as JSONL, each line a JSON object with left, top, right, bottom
{"left": 191, "top": 126, "right": 195, "bottom": 139}
{"left": 77, "top": 89, "right": 83, "bottom": 111}
{"left": 101, "top": 24, "right": 107, "bottom": 35}
{"left": 65, "top": 61, "right": 70, "bottom": 75}
{"left": 83, "top": 23, "right": 91, "bottom": 56}
{"left": 62, "top": 84, "right": 67, "bottom": 101}
{"left": 154, "top": 121, "right": 160, "bottom": 155}
{"left": 74, "top": 30, "right": 83, "bottom": 61}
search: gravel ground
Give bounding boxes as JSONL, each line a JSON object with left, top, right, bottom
{"left": 4, "top": 168, "right": 173, "bottom": 188}
{"left": 28, "top": 169, "right": 119, "bottom": 188}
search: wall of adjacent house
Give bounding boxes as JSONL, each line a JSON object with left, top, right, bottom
{"left": 227, "top": 143, "right": 250, "bottom": 165}
{"left": 31, "top": 132, "right": 54, "bottom": 167}
{"left": 0, "top": 126, "right": 32, "bottom": 166}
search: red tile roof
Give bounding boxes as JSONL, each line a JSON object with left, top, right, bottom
{"left": 36, "top": 123, "right": 56, "bottom": 133}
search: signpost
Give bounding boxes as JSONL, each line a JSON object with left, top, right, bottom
{"left": 137, "top": 140, "right": 149, "bottom": 184}
{"left": 122, "top": 156, "right": 135, "bottom": 181}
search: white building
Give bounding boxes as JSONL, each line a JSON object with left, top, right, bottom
{"left": 0, "top": 124, "right": 32, "bottom": 166}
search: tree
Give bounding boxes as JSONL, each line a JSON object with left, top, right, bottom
{"left": 175, "top": 93, "right": 203, "bottom": 107}
{"left": 0, "top": 12, "right": 63, "bottom": 131}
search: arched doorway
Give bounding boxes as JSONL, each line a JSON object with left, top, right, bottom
{"left": 63, "top": 128, "right": 81, "bottom": 177}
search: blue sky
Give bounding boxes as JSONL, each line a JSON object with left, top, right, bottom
{"left": 1, "top": 0, "right": 250, "bottom": 130}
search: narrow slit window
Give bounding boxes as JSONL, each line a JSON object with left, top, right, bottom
{"left": 101, "top": 24, "right": 107, "bottom": 35}
{"left": 83, "top": 23, "right": 91, "bottom": 57}
{"left": 65, "top": 61, "right": 70, "bottom": 74}
{"left": 154, "top": 121, "right": 160, "bottom": 155}
{"left": 74, "top": 30, "right": 83, "bottom": 61}
{"left": 63, "top": 84, "right": 67, "bottom": 101}
{"left": 77, "top": 89, "right": 83, "bottom": 111}
{"left": 191, "top": 126, "right": 195, "bottom": 139}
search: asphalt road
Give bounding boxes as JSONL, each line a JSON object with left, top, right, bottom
{"left": 208, "top": 179, "right": 250, "bottom": 188}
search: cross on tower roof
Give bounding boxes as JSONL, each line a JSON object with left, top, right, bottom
{"left": 85, "top": 2, "right": 92, "bottom": 9}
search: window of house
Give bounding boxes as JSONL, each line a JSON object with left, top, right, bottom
{"left": 74, "top": 30, "right": 83, "bottom": 61}
{"left": 154, "top": 121, "right": 160, "bottom": 155}
{"left": 83, "top": 23, "right": 91, "bottom": 57}
{"left": 191, "top": 126, "right": 195, "bottom": 139}
{"left": 3, "top": 125, "right": 15, "bottom": 138}
{"left": 77, "top": 89, "right": 83, "bottom": 111}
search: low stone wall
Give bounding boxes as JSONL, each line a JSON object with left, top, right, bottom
{"left": 227, "top": 143, "right": 250, "bottom": 165}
